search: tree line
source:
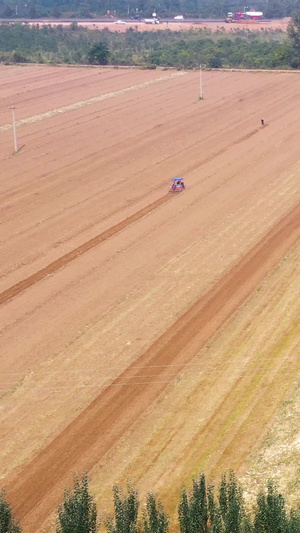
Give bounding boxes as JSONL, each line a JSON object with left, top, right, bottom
{"left": 1, "top": 20, "right": 300, "bottom": 69}
{"left": 1, "top": 470, "right": 300, "bottom": 532}
{"left": 1, "top": 0, "right": 300, "bottom": 20}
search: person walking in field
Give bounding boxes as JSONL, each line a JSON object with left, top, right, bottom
{"left": 261, "top": 118, "right": 265, "bottom": 126}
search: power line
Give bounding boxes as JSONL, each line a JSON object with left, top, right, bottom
{"left": 0, "top": 370, "right": 299, "bottom": 393}
{"left": 1, "top": 355, "right": 299, "bottom": 377}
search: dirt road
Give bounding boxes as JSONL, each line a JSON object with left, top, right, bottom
{"left": 34, "top": 18, "right": 291, "bottom": 32}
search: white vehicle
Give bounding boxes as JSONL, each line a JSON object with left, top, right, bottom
{"left": 144, "top": 17, "right": 160, "bottom": 23}
{"left": 174, "top": 15, "right": 184, "bottom": 20}
{"left": 114, "top": 19, "right": 126, "bottom": 23}
{"left": 244, "top": 10, "right": 263, "bottom": 18}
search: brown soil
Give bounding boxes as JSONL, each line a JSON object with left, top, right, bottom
{"left": 1, "top": 66, "right": 300, "bottom": 532}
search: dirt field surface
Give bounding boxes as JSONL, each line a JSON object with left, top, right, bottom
{"left": 1, "top": 65, "right": 300, "bottom": 532}
{"left": 37, "top": 17, "right": 290, "bottom": 32}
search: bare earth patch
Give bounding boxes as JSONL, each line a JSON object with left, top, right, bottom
{"left": 0, "top": 65, "right": 300, "bottom": 532}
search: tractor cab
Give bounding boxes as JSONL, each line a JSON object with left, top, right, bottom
{"left": 169, "top": 177, "right": 186, "bottom": 192}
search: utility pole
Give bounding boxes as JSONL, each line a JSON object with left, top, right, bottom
{"left": 9, "top": 103, "right": 18, "bottom": 153}
{"left": 199, "top": 64, "right": 203, "bottom": 100}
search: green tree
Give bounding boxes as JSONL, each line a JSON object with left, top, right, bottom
{"left": 218, "top": 473, "right": 228, "bottom": 522}
{"left": 178, "top": 488, "right": 190, "bottom": 533}
{"left": 253, "top": 480, "right": 287, "bottom": 533}
{"left": 0, "top": 489, "right": 21, "bottom": 533}
{"left": 211, "top": 505, "right": 224, "bottom": 533}
{"left": 218, "top": 470, "right": 248, "bottom": 533}
{"left": 191, "top": 473, "right": 208, "bottom": 533}
{"left": 1, "top": 4, "right": 14, "bottom": 17}
{"left": 56, "top": 473, "right": 98, "bottom": 533}
{"left": 70, "top": 21, "right": 79, "bottom": 30}
{"left": 142, "top": 492, "right": 169, "bottom": 533}
{"left": 224, "top": 470, "right": 244, "bottom": 533}
{"left": 178, "top": 473, "right": 208, "bottom": 533}
{"left": 207, "top": 53, "right": 223, "bottom": 68}
{"left": 28, "top": 4, "right": 37, "bottom": 17}
{"left": 207, "top": 483, "right": 216, "bottom": 526}
{"left": 106, "top": 483, "right": 139, "bottom": 533}
{"left": 51, "top": 6, "right": 61, "bottom": 17}
{"left": 88, "top": 42, "right": 109, "bottom": 64}
{"left": 288, "top": 508, "right": 300, "bottom": 533}
{"left": 264, "top": 0, "right": 286, "bottom": 18}
{"left": 288, "top": 10, "right": 300, "bottom": 56}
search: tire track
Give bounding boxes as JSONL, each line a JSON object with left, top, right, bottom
{"left": 0, "top": 194, "right": 171, "bottom": 306}
{"left": 184, "top": 126, "right": 262, "bottom": 175}
{"left": 6, "top": 200, "right": 300, "bottom": 531}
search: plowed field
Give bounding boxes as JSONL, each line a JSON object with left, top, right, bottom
{"left": 1, "top": 65, "right": 300, "bottom": 532}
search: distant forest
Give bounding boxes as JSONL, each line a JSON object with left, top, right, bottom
{"left": 1, "top": 0, "right": 300, "bottom": 21}
{"left": 1, "top": 20, "right": 299, "bottom": 68}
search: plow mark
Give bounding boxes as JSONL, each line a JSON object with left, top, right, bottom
{"left": 0, "top": 194, "right": 171, "bottom": 306}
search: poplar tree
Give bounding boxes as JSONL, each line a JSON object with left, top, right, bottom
{"left": 56, "top": 473, "right": 98, "bottom": 533}
{"left": 207, "top": 483, "right": 216, "bottom": 526}
{"left": 224, "top": 470, "right": 244, "bottom": 533}
{"left": 0, "top": 490, "right": 21, "bottom": 533}
{"left": 211, "top": 505, "right": 223, "bottom": 533}
{"left": 178, "top": 473, "right": 208, "bottom": 533}
{"left": 254, "top": 480, "right": 287, "bottom": 533}
{"left": 288, "top": 509, "right": 300, "bottom": 533}
{"left": 142, "top": 492, "right": 169, "bottom": 533}
{"left": 217, "top": 470, "right": 250, "bottom": 533}
{"left": 190, "top": 473, "right": 208, "bottom": 533}
{"left": 106, "top": 483, "right": 139, "bottom": 533}
{"left": 178, "top": 488, "right": 190, "bottom": 533}
{"left": 218, "top": 473, "right": 228, "bottom": 522}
